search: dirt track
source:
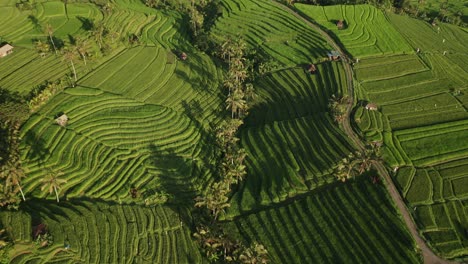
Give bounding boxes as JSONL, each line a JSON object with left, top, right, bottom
{"left": 269, "top": 1, "right": 453, "bottom": 263}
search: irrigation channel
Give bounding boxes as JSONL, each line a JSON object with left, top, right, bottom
{"left": 270, "top": 1, "right": 453, "bottom": 263}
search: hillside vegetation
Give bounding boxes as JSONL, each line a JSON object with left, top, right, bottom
{"left": 2, "top": 0, "right": 467, "bottom": 262}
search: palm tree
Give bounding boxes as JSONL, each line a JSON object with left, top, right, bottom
{"left": 40, "top": 170, "right": 67, "bottom": 202}
{"left": 62, "top": 47, "right": 78, "bottom": 84}
{"left": 189, "top": 5, "right": 204, "bottom": 36}
{"left": 35, "top": 40, "right": 50, "bottom": 57}
{"left": 91, "top": 22, "right": 107, "bottom": 49}
{"left": 239, "top": 243, "right": 269, "bottom": 264}
{"left": 1, "top": 159, "right": 26, "bottom": 201}
{"left": 194, "top": 181, "right": 230, "bottom": 221}
{"left": 45, "top": 24, "right": 58, "bottom": 55}
{"left": 226, "top": 89, "right": 246, "bottom": 119}
{"left": 74, "top": 37, "right": 90, "bottom": 66}
{"left": 0, "top": 229, "right": 9, "bottom": 248}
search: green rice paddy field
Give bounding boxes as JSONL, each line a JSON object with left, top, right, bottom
{"left": 0, "top": 0, "right": 467, "bottom": 262}
{"left": 300, "top": 4, "right": 468, "bottom": 259}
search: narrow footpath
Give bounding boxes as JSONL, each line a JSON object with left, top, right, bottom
{"left": 270, "top": 1, "right": 453, "bottom": 263}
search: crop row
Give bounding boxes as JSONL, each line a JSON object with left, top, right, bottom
{"left": 296, "top": 4, "right": 413, "bottom": 57}
{"left": 0, "top": 48, "right": 82, "bottom": 94}
{"left": 2, "top": 201, "right": 202, "bottom": 264}
{"left": 395, "top": 161, "right": 468, "bottom": 258}
{"left": 225, "top": 177, "right": 421, "bottom": 263}
{"left": 19, "top": 89, "right": 207, "bottom": 200}
{"left": 247, "top": 63, "right": 345, "bottom": 125}
{"left": 80, "top": 46, "right": 224, "bottom": 124}
{"left": 213, "top": 0, "right": 330, "bottom": 66}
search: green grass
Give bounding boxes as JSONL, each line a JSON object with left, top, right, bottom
{"left": 295, "top": 4, "right": 413, "bottom": 57}
{"left": 224, "top": 177, "right": 421, "bottom": 264}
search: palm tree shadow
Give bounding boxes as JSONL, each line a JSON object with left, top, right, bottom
{"left": 147, "top": 145, "right": 196, "bottom": 204}
{"left": 23, "top": 130, "right": 49, "bottom": 164}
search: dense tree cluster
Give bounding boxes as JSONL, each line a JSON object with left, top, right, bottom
{"left": 193, "top": 225, "right": 268, "bottom": 263}
{"left": 334, "top": 145, "right": 382, "bottom": 182}
{"left": 195, "top": 36, "right": 254, "bottom": 221}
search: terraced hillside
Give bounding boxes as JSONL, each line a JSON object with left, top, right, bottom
{"left": 349, "top": 11, "right": 468, "bottom": 260}
{"left": 225, "top": 178, "right": 421, "bottom": 264}
{"left": 0, "top": 48, "right": 85, "bottom": 95}
{"left": 0, "top": 0, "right": 103, "bottom": 45}
{"left": 19, "top": 46, "right": 223, "bottom": 202}
{"left": 295, "top": 4, "right": 413, "bottom": 57}
{"left": 0, "top": 0, "right": 446, "bottom": 262}
{"left": 226, "top": 62, "right": 352, "bottom": 215}
{"left": 212, "top": 0, "right": 331, "bottom": 66}
{"left": 1, "top": 201, "right": 201, "bottom": 263}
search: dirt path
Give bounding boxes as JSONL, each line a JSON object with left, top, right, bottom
{"left": 269, "top": 1, "right": 454, "bottom": 263}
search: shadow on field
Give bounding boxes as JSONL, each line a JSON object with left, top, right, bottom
{"left": 23, "top": 130, "right": 49, "bottom": 164}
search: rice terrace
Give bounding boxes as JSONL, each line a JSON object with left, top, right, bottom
{"left": 0, "top": 0, "right": 467, "bottom": 262}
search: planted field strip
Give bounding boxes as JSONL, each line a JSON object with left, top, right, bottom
{"left": 225, "top": 178, "right": 420, "bottom": 264}
{"left": 395, "top": 160, "right": 468, "bottom": 258}
{"left": 388, "top": 13, "right": 468, "bottom": 86}
{"left": 230, "top": 113, "right": 352, "bottom": 214}
{"left": 227, "top": 63, "right": 351, "bottom": 215}
{"left": 247, "top": 63, "right": 346, "bottom": 125}
{"left": 355, "top": 53, "right": 467, "bottom": 130}
{"left": 349, "top": 12, "right": 468, "bottom": 259}
{"left": 213, "top": 0, "right": 330, "bottom": 66}
{"left": 295, "top": 4, "right": 413, "bottom": 57}
{"left": 19, "top": 89, "right": 207, "bottom": 200}
{"left": 80, "top": 46, "right": 224, "bottom": 124}
{"left": 393, "top": 119, "right": 468, "bottom": 166}
{"left": 355, "top": 54, "right": 428, "bottom": 81}
{"left": 0, "top": 48, "right": 83, "bottom": 94}
{"left": 0, "top": 3, "right": 37, "bottom": 45}
{"left": 2, "top": 201, "right": 201, "bottom": 264}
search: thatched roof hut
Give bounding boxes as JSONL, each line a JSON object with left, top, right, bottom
{"left": 365, "top": 103, "right": 378, "bottom": 111}
{"left": 307, "top": 64, "right": 317, "bottom": 74}
{"left": 327, "top": 51, "right": 341, "bottom": 61}
{"left": 0, "top": 44, "right": 14, "bottom": 57}
{"left": 337, "top": 20, "right": 344, "bottom": 30}
{"left": 55, "top": 114, "right": 68, "bottom": 127}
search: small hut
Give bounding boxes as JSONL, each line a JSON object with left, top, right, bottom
{"left": 327, "top": 51, "right": 341, "bottom": 61}
{"left": 179, "top": 52, "right": 187, "bottom": 61}
{"left": 55, "top": 114, "right": 69, "bottom": 127}
{"left": 0, "top": 44, "right": 14, "bottom": 57}
{"left": 365, "top": 103, "right": 378, "bottom": 111}
{"left": 307, "top": 64, "right": 317, "bottom": 74}
{"left": 336, "top": 20, "right": 344, "bottom": 30}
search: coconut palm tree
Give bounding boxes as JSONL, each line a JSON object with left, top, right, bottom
{"left": 62, "top": 47, "right": 78, "bottom": 83}
{"left": 1, "top": 158, "right": 26, "bottom": 201}
{"left": 226, "top": 89, "right": 246, "bottom": 119}
{"left": 91, "top": 22, "right": 107, "bottom": 49}
{"left": 35, "top": 40, "right": 50, "bottom": 57}
{"left": 41, "top": 170, "right": 67, "bottom": 202}
{"left": 195, "top": 181, "right": 230, "bottom": 221}
{"left": 239, "top": 243, "right": 269, "bottom": 264}
{"left": 45, "top": 24, "right": 58, "bottom": 55}
{"left": 73, "top": 37, "right": 90, "bottom": 66}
